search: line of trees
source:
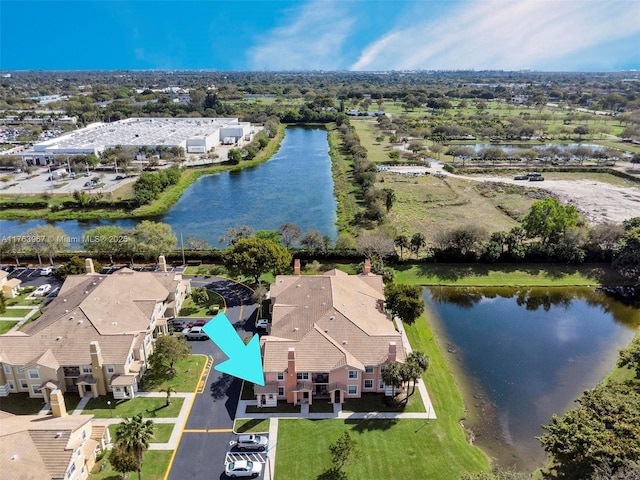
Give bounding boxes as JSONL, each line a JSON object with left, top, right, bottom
{"left": 133, "top": 166, "right": 181, "bottom": 205}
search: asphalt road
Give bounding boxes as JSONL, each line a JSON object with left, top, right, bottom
{"left": 167, "top": 277, "right": 264, "bottom": 480}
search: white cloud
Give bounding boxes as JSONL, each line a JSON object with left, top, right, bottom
{"left": 352, "top": 0, "right": 640, "bottom": 71}
{"left": 247, "top": 0, "right": 354, "bottom": 70}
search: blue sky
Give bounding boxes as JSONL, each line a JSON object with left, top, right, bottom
{"left": 1, "top": 0, "right": 639, "bottom": 71}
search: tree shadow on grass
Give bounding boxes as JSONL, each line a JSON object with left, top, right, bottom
{"left": 235, "top": 418, "right": 267, "bottom": 433}
{"left": 345, "top": 418, "right": 398, "bottom": 432}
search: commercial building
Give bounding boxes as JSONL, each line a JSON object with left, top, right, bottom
{"left": 23, "top": 117, "right": 253, "bottom": 163}
{"left": 256, "top": 260, "right": 406, "bottom": 407}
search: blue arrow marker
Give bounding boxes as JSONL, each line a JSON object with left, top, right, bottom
{"left": 202, "top": 312, "right": 265, "bottom": 386}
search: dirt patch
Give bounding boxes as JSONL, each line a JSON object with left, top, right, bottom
{"left": 454, "top": 174, "right": 640, "bottom": 225}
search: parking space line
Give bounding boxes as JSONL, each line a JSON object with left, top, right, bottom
{"left": 183, "top": 429, "right": 208, "bottom": 433}
{"left": 197, "top": 355, "right": 214, "bottom": 394}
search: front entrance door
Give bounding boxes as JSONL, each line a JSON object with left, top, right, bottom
{"left": 335, "top": 390, "right": 341, "bottom": 403}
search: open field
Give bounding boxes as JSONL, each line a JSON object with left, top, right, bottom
{"left": 90, "top": 450, "right": 172, "bottom": 480}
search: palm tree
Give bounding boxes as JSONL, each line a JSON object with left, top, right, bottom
{"left": 406, "top": 351, "right": 429, "bottom": 397}
{"left": 114, "top": 414, "right": 155, "bottom": 480}
{"left": 160, "top": 386, "right": 176, "bottom": 406}
{"left": 394, "top": 235, "right": 409, "bottom": 261}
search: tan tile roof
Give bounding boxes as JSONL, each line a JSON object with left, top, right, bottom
{"left": 0, "top": 412, "right": 94, "bottom": 480}
{"left": 264, "top": 270, "right": 405, "bottom": 373}
{"left": 4, "top": 278, "right": 21, "bottom": 288}
{"left": 0, "top": 269, "right": 182, "bottom": 369}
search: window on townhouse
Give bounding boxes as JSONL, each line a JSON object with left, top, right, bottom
{"left": 347, "top": 385, "right": 358, "bottom": 395}
{"left": 364, "top": 366, "right": 374, "bottom": 374}
{"left": 16, "top": 367, "right": 24, "bottom": 374}
{"left": 277, "top": 372, "right": 284, "bottom": 381}
{"left": 3, "top": 364, "right": 11, "bottom": 374}
{"left": 106, "top": 366, "right": 115, "bottom": 374}
{"left": 67, "top": 462, "right": 76, "bottom": 479}
{"left": 348, "top": 370, "right": 358, "bottom": 379}
{"left": 20, "top": 380, "right": 28, "bottom": 389}
{"left": 296, "top": 372, "right": 309, "bottom": 381}
{"left": 364, "top": 379, "right": 374, "bottom": 389}
{"left": 28, "top": 369, "right": 39, "bottom": 379}
{"left": 278, "top": 387, "right": 285, "bottom": 396}
{"left": 81, "top": 366, "right": 92, "bottom": 374}
{"left": 32, "top": 385, "right": 42, "bottom": 395}
{"left": 379, "top": 380, "right": 385, "bottom": 389}
{"left": 7, "top": 380, "right": 15, "bottom": 391}
{"left": 81, "top": 429, "right": 87, "bottom": 440}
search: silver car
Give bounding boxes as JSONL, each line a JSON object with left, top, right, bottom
{"left": 225, "top": 460, "right": 262, "bottom": 478}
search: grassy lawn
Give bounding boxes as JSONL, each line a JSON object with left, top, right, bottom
{"left": 90, "top": 449, "right": 172, "bottom": 480}
{"left": 234, "top": 418, "right": 270, "bottom": 433}
{"left": 0, "top": 307, "right": 34, "bottom": 318}
{"left": 6, "top": 289, "right": 42, "bottom": 307}
{"left": 140, "top": 354, "right": 206, "bottom": 392}
{"left": 177, "top": 291, "right": 223, "bottom": 317}
{"left": 275, "top": 307, "right": 490, "bottom": 479}
{"left": 63, "top": 393, "right": 83, "bottom": 413}
{"left": 0, "top": 392, "right": 46, "bottom": 415}
{"left": 0, "top": 320, "right": 18, "bottom": 334}
{"left": 342, "top": 390, "right": 425, "bottom": 413}
{"left": 392, "top": 262, "right": 630, "bottom": 286}
{"left": 309, "top": 401, "right": 335, "bottom": 414}
{"left": 276, "top": 417, "right": 488, "bottom": 480}
{"left": 82, "top": 395, "right": 184, "bottom": 419}
{"left": 108, "top": 422, "right": 174, "bottom": 444}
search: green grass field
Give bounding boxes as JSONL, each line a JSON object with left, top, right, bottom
{"left": 0, "top": 307, "right": 34, "bottom": 318}
{"left": 90, "top": 449, "right": 172, "bottom": 480}
{"left": 82, "top": 395, "right": 184, "bottom": 419}
{"left": 140, "top": 354, "right": 206, "bottom": 393}
{"left": 234, "top": 418, "right": 270, "bottom": 433}
{"left": 108, "top": 422, "right": 174, "bottom": 444}
{"left": 0, "top": 320, "right": 18, "bottom": 334}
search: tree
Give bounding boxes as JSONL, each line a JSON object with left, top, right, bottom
{"left": 130, "top": 221, "right": 177, "bottom": 261}
{"left": 190, "top": 287, "right": 210, "bottom": 308}
{"left": 228, "top": 148, "right": 242, "bottom": 164}
{"left": 383, "top": 188, "right": 396, "bottom": 213}
{"left": 83, "top": 225, "right": 126, "bottom": 264}
{"left": 0, "top": 235, "right": 25, "bottom": 266}
{"left": 278, "top": 222, "right": 301, "bottom": 248}
{"left": 406, "top": 351, "right": 429, "bottom": 396}
{"left": 538, "top": 382, "right": 640, "bottom": 480}
{"left": 612, "top": 223, "right": 640, "bottom": 279}
{"left": 23, "top": 225, "right": 68, "bottom": 265}
{"left": 617, "top": 336, "right": 640, "bottom": 379}
{"left": 109, "top": 443, "right": 137, "bottom": 479}
{"left": 300, "top": 229, "right": 330, "bottom": 253}
{"left": 54, "top": 256, "right": 102, "bottom": 281}
{"left": 224, "top": 237, "right": 292, "bottom": 284}
{"left": 394, "top": 235, "right": 410, "bottom": 261}
{"left": 329, "top": 431, "right": 360, "bottom": 471}
{"left": 0, "top": 292, "right": 6, "bottom": 315}
{"left": 522, "top": 198, "right": 580, "bottom": 246}
{"left": 384, "top": 283, "right": 425, "bottom": 325}
{"left": 219, "top": 225, "right": 253, "bottom": 246}
{"left": 410, "top": 232, "right": 426, "bottom": 258}
{"left": 160, "top": 385, "right": 176, "bottom": 406}
{"left": 149, "top": 335, "right": 191, "bottom": 375}
{"left": 114, "top": 414, "right": 155, "bottom": 480}
{"left": 381, "top": 361, "right": 405, "bottom": 397}
{"left": 356, "top": 231, "right": 396, "bottom": 265}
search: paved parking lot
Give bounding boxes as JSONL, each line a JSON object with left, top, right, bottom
{"left": 3, "top": 266, "right": 63, "bottom": 292}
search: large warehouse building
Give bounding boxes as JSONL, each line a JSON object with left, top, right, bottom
{"left": 24, "top": 117, "right": 253, "bottom": 162}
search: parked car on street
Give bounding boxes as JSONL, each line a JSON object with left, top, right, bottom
{"left": 169, "top": 319, "right": 188, "bottom": 332}
{"left": 234, "top": 434, "right": 268, "bottom": 451}
{"left": 224, "top": 460, "right": 262, "bottom": 478}
{"left": 34, "top": 284, "right": 52, "bottom": 296}
{"left": 40, "top": 267, "right": 53, "bottom": 276}
{"left": 184, "top": 326, "right": 209, "bottom": 341}
{"left": 255, "top": 318, "right": 269, "bottom": 330}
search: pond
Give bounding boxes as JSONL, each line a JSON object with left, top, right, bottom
{"left": 424, "top": 286, "right": 639, "bottom": 472}
{"left": 0, "top": 127, "right": 338, "bottom": 248}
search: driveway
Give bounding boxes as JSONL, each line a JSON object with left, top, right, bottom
{"left": 167, "top": 277, "right": 263, "bottom": 480}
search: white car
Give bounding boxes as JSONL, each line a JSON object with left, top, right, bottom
{"left": 40, "top": 267, "right": 53, "bottom": 276}
{"left": 34, "top": 284, "right": 51, "bottom": 296}
{"left": 184, "top": 326, "right": 209, "bottom": 341}
{"left": 255, "top": 318, "right": 269, "bottom": 330}
{"left": 225, "top": 460, "right": 262, "bottom": 478}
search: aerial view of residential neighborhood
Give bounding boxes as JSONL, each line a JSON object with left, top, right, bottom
{"left": 1, "top": 1, "right": 640, "bottom": 479}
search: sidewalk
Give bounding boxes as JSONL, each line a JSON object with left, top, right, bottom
{"left": 71, "top": 391, "right": 195, "bottom": 450}
{"left": 3, "top": 305, "right": 41, "bottom": 333}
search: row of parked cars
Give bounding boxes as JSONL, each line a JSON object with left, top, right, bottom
{"left": 225, "top": 434, "right": 269, "bottom": 478}
{"left": 168, "top": 318, "right": 209, "bottom": 340}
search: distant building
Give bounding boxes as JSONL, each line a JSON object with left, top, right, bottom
{"left": 22, "top": 117, "right": 254, "bottom": 163}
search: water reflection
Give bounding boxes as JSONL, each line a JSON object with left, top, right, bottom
{"left": 424, "top": 286, "right": 639, "bottom": 471}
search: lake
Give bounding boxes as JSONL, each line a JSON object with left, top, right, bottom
{"left": 424, "top": 286, "right": 639, "bottom": 472}
{"left": 0, "top": 127, "right": 338, "bottom": 247}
